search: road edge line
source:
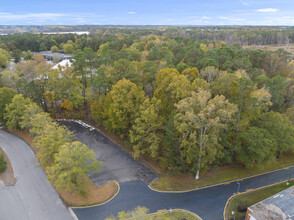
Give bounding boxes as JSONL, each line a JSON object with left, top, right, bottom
{"left": 68, "top": 207, "right": 79, "bottom": 220}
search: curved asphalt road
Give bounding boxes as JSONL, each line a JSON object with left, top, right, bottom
{"left": 63, "top": 121, "right": 294, "bottom": 220}
{"left": 74, "top": 167, "right": 294, "bottom": 220}
{"left": 0, "top": 129, "right": 73, "bottom": 220}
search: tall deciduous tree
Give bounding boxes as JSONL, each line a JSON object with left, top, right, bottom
{"left": 254, "top": 112, "right": 294, "bottom": 156}
{"left": 174, "top": 90, "right": 237, "bottom": 179}
{"left": 130, "top": 97, "right": 164, "bottom": 159}
{"left": 72, "top": 49, "right": 89, "bottom": 116}
{"left": 103, "top": 78, "right": 146, "bottom": 137}
{"left": 48, "top": 141, "right": 102, "bottom": 194}
{"left": 63, "top": 40, "right": 75, "bottom": 54}
{"left": 0, "top": 87, "right": 16, "bottom": 123}
{"left": 34, "top": 123, "right": 73, "bottom": 168}
{"left": 232, "top": 77, "right": 255, "bottom": 143}
{"left": 154, "top": 68, "right": 191, "bottom": 120}
{"left": 20, "top": 102, "right": 43, "bottom": 131}
{"left": 4, "top": 94, "right": 32, "bottom": 130}
{"left": 266, "top": 75, "right": 287, "bottom": 112}
{"left": 22, "top": 111, "right": 53, "bottom": 137}
{"left": 210, "top": 73, "right": 239, "bottom": 100}
{"left": 181, "top": 67, "right": 200, "bottom": 82}
{"left": 200, "top": 66, "right": 225, "bottom": 83}
{"left": 0, "top": 48, "right": 10, "bottom": 67}
{"left": 237, "top": 127, "right": 276, "bottom": 168}
{"left": 109, "top": 59, "right": 136, "bottom": 85}
{"left": 262, "top": 53, "right": 285, "bottom": 78}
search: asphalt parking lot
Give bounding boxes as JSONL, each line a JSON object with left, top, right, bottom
{"left": 58, "top": 120, "right": 158, "bottom": 186}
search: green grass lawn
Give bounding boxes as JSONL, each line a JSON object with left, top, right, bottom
{"left": 151, "top": 152, "right": 294, "bottom": 191}
{"left": 152, "top": 210, "right": 199, "bottom": 220}
{"left": 227, "top": 180, "right": 294, "bottom": 219}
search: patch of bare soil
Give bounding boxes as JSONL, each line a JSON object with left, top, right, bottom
{"left": 243, "top": 44, "right": 294, "bottom": 57}
{"left": 0, "top": 148, "right": 14, "bottom": 186}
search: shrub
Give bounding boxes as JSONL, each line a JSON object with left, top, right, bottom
{"left": 0, "top": 152, "right": 7, "bottom": 172}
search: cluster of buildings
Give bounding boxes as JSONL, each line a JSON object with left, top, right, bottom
{"left": 38, "top": 51, "right": 73, "bottom": 70}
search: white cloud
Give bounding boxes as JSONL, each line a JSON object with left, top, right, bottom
{"left": 73, "top": 17, "right": 86, "bottom": 23}
{"left": 0, "top": 12, "right": 107, "bottom": 24}
{"left": 241, "top": 2, "right": 250, "bottom": 6}
{"left": 128, "top": 12, "right": 136, "bottom": 14}
{"left": 219, "top": 16, "right": 245, "bottom": 22}
{"left": 201, "top": 16, "right": 210, "bottom": 19}
{"left": 256, "top": 8, "right": 279, "bottom": 13}
{"left": 0, "top": 12, "right": 67, "bottom": 22}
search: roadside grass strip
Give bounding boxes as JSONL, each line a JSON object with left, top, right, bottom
{"left": 70, "top": 181, "right": 120, "bottom": 208}
{"left": 148, "top": 209, "right": 203, "bottom": 220}
{"left": 148, "top": 164, "right": 294, "bottom": 193}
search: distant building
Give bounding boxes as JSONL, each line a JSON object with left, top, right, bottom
{"left": 52, "top": 60, "right": 72, "bottom": 70}
{"left": 246, "top": 186, "right": 294, "bottom": 220}
{"left": 39, "top": 51, "right": 72, "bottom": 61}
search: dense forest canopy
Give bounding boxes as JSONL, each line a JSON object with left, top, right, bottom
{"left": 0, "top": 29, "right": 293, "bottom": 179}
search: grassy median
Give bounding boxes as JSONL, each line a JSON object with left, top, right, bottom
{"left": 153, "top": 210, "right": 200, "bottom": 220}
{"left": 0, "top": 148, "right": 14, "bottom": 186}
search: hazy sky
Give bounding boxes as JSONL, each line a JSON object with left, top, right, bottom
{"left": 1, "top": 0, "right": 294, "bottom": 25}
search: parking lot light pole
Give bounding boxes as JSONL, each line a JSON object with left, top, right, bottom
{"left": 234, "top": 182, "right": 241, "bottom": 220}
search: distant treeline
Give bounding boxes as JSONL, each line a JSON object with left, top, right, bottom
{"left": 1, "top": 26, "right": 294, "bottom": 47}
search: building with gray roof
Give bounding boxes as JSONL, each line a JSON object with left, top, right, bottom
{"left": 246, "top": 186, "right": 294, "bottom": 220}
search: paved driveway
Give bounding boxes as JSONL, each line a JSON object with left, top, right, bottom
{"left": 58, "top": 120, "right": 158, "bottom": 186}
{"left": 0, "top": 129, "right": 73, "bottom": 220}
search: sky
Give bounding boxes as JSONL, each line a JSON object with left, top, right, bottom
{"left": 0, "top": 0, "right": 294, "bottom": 25}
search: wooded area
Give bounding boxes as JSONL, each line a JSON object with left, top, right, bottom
{"left": 0, "top": 29, "right": 293, "bottom": 180}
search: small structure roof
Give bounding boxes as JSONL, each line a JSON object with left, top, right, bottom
{"left": 52, "top": 59, "right": 72, "bottom": 70}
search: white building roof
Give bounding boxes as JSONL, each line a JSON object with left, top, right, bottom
{"left": 52, "top": 60, "right": 72, "bottom": 70}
